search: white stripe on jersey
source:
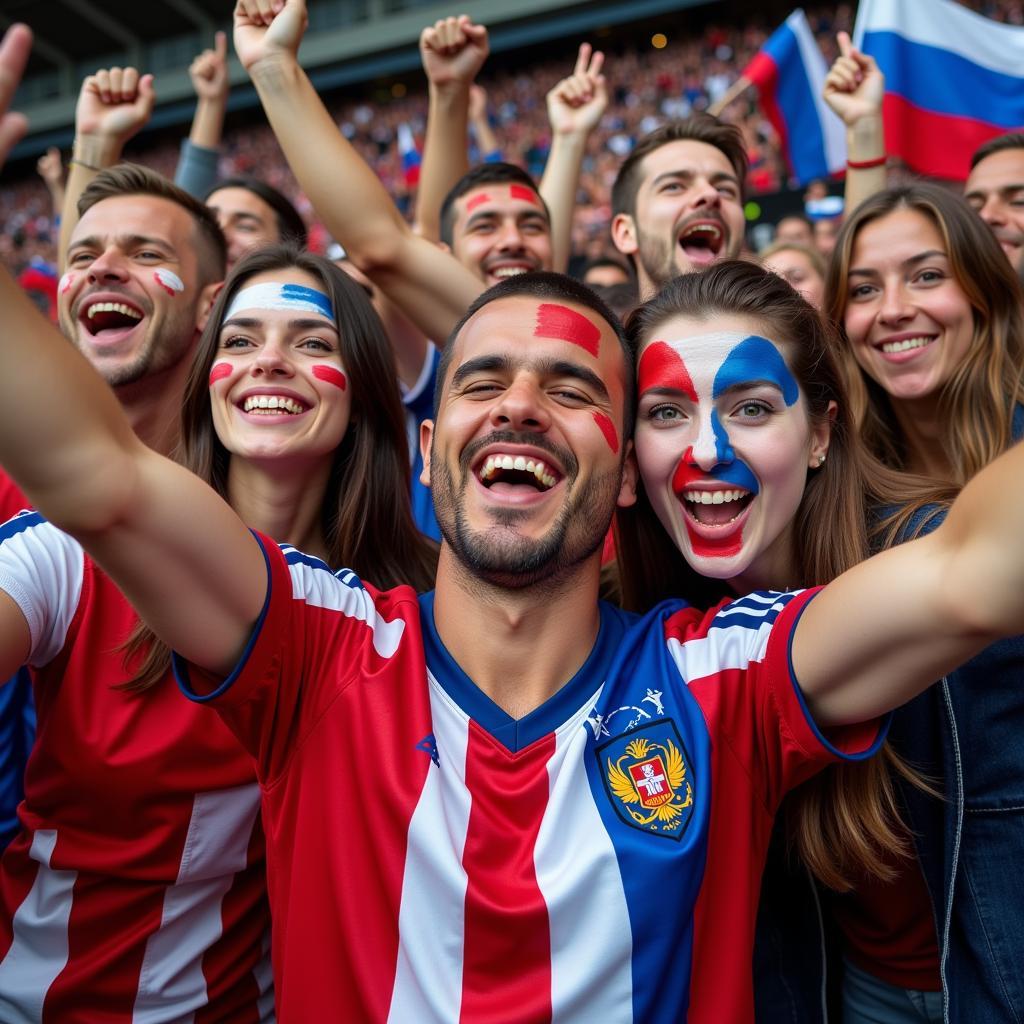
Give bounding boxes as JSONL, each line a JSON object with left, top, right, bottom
{"left": 387, "top": 675, "right": 472, "bottom": 1024}
{"left": 0, "top": 829, "right": 76, "bottom": 1023}
{"left": 254, "top": 929, "right": 275, "bottom": 1023}
{"left": 284, "top": 555, "right": 406, "bottom": 659}
{"left": 0, "top": 518, "right": 84, "bottom": 667}
{"left": 666, "top": 593, "right": 796, "bottom": 683}
{"left": 536, "top": 689, "right": 635, "bottom": 1023}
{"left": 132, "top": 785, "right": 261, "bottom": 1023}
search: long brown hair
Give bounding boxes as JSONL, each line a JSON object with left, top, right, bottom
{"left": 618, "top": 260, "right": 945, "bottom": 890}
{"left": 122, "top": 244, "right": 437, "bottom": 690}
{"left": 826, "top": 183, "right": 1024, "bottom": 486}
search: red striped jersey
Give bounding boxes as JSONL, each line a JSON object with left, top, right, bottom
{"left": 0, "top": 513, "right": 274, "bottom": 1023}
{"left": 177, "top": 534, "right": 885, "bottom": 1023}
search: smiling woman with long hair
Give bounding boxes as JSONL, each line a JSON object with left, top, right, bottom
{"left": 0, "top": 242, "right": 435, "bottom": 1020}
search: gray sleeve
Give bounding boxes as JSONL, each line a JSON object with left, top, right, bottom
{"left": 174, "top": 138, "right": 221, "bottom": 199}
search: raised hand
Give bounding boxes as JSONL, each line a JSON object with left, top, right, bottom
{"left": 823, "top": 31, "right": 884, "bottom": 127}
{"left": 419, "top": 15, "right": 489, "bottom": 89}
{"left": 546, "top": 43, "right": 607, "bottom": 137}
{"left": 233, "top": 0, "right": 309, "bottom": 73}
{"left": 189, "top": 30, "right": 229, "bottom": 102}
{"left": 36, "top": 146, "right": 62, "bottom": 187}
{"left": 75, "top": 66, "right": 156, "bottom": 152}
{"left": 0, "top": 24, "right": 31, "bottom": 170}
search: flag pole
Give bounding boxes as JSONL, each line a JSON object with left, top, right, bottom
{"left": 709, "top": 75, "right": 752, "bottom": 117}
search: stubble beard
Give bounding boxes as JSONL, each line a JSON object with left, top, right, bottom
{"left": 431, "top": 433, "right": 620, "bottom": 591}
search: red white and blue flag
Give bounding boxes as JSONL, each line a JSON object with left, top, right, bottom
{"left": 853, "top": 0, "right": 1024, "bottom": 180}
{"left": 743, "top": 10, "right": 846, "bottom": 185}
{"left": 397, "top": 122, "right": 422, "bottom": 187}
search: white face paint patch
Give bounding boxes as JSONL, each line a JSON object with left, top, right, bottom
{"left": 225, "top": 282, "right": 335, "bottom": 322}
{"left": 153, "top": 268, "right": 185, "bottom": 296}
{"left": 59, "top": 273, "right": 75, "bottom": 295}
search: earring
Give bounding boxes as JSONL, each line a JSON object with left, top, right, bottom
{"left": 817, "top": 453, "right": 826, "bottom": 467}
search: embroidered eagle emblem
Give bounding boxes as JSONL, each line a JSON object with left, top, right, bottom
{"left": 598, "top": 721, "right": 695, "bottom": 840}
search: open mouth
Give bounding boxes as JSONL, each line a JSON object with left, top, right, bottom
{"left": 678, "top": 222, "right": 724, "bottom": 266}
{"left": 239, "top": 394, "right": 310, "bottom": 416}
{"left": 486, "top": 263, "right": 535, "bottom": 281}
{"left": 681, "top": 487, "right": 752, "bottom": 527}
{"left": 877, "top": 336, "right": 935, "bottom": 356}
{"left": 477, "top": 452, "right": 561, "bottom": 495}
{"left": 82, "top": 300, "right": 144, "bottom": 336}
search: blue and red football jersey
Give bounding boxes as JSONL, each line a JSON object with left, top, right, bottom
{"left": 177, "top": 534, "right": 884, "bottom": 1022}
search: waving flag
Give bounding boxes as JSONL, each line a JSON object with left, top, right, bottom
{"left": 743, "top": 10, "right": 846, "bottom": 185}
{"left": 397, "top": 122, "right": 422, "bottom": 188}
{"left": 854, "top": 0, "right": 1024, "bottom": 179}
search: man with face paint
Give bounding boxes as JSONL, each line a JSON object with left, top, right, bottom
{"left": 610, "top": 118, "right": 749, "bottom": 298}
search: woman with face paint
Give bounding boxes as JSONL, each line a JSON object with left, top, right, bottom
{"left": 0, "top": 243, "right": 435, "bottom": 1020}
{"left": 617, "top": 260, "right": 969, "bottom": 1024}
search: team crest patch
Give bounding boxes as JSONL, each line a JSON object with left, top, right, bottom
{"left": 598, "top": 720, "right": 694, "bottom": 840}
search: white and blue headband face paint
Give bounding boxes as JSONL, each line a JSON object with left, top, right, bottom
{"left": 225, "top": 281, "right": 336, "bottom": 322}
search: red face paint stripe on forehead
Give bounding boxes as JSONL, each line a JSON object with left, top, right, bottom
{"left": 592, "top": 412, "right": 619, "bottom": 453}
{"left": 312, "top": 364, "right": 347, "bottom": 390}
{"left": 638, "top": 341, "right": 697, "bottom": 401}
{"left": 208, "top": 362, "right": 232, "bottom": 385}
{"left": 465, "top": 192, "right": 492, "bottom": 212}
{"left": 533, "top": 303, "right": 601, "bottom": 356}
{"left": 509, "top": 184, "right": 541, "bottom": 206}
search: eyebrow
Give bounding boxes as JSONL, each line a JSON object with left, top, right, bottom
{"left": 848, "top": 249, "right": 948, "bottom": 277}
{"left": 69, "top": 233, "right": 171, "bottom": 253}
{"left": 965, "top": 183, "right": 1024, "bottom": 201}
{"left": 450, "top": 354, "right": 611, "bottom": 401}
{"left": 640, "top": 379, "right": 783, "bottom": 398}
{"left": 651, "top": 169, "right": 740, "bottom": 189}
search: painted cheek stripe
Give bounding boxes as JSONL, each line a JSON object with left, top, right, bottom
{"left": 59, "top": 273, "right": 75, "bottom": 296}
{"left": 509, "top": 184, "right": 541, "bottom": 206}
{"left": 153, "top": 268, "right": 185, "bottom": 296}
{"left": 533, "top": 303, "right": 601, "bottom": 356}
{"left": 312, "top": 364, "right": 347, "bottom": 391}
{"left": 592, "top": 412, "right": 619, "bottom": 453}
{"left": 208, "top": 362, "right": 232, "bottom": 385}
{"left": 637, "top": 341, "right": 697, "bottom": 401}
{"left": 225, "top": 282, "right": 336, "bottom": 321}
{"left": 465, "top": 192, "right": 492, "bottom": 212}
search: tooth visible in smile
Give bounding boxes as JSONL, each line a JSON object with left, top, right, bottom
{"left": 86, "top": 301, "right": 142, "bottom": 321}
{"left": 242, "top": 395, "right": 306, "bottom": 415}
{"left": 480, "top": 453, "right": 557, "bottom": 488}
{"left": 881, "top": 337, "right": 933, "bottom": 354}
{"left": 683, "top": 489, "right": 747, "bottom": 504}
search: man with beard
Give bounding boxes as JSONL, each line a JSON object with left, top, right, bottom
{"left": 610, "top": 117, "right": 748, "bottom": 298}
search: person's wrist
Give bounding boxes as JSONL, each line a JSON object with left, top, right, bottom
{"left": 247, "top": 49, "right": 299, "bottom": 87}
{"left": 72, "top": 134, "right": 123, "bottom": 168}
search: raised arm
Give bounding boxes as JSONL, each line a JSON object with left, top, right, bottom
{"left": 794, "top": 439, "right": 1024, "bottom": 726}
{"left": 0, "top": 26, "right": 263, "bottom": 677}
{"left": 175, "top": 31, "right": 230, "bottom": 199}
{"left": 36, "top": 146, "right": 66, "bottom": 219}
{"left": 539, "top": 44, "right": 607, "bottom": 273}
{"left": 59, "top": 65, "right": 155, "bottom": 269}
{"left": 468, "top": 84, "right": 501, "bottom": 162}
{"left": 823, "top": 31, "right": 886, "bottom": 217}
{"left": 413, "top": 14, "right": 489, "bottom": 242}
{"left": 234, "top": 0, "right": 480, "bottom": 343}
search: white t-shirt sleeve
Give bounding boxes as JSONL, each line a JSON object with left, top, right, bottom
{"left": 0, "top": 512, "right": 85, "bottom": 666}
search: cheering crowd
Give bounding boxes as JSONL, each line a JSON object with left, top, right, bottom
{"left": 0, "top": 0, "right": 1023, "bottom": 1021}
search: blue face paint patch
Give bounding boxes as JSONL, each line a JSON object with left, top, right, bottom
{"left": 709, "top": 458, "right": 759, "bottom": 493}
{"left": 225, "top": 281, "right": 336, "bottom": 322}
{"left": 710, "top": 410, "right": 734, "bottom": 465}
{"left": 711, "top": 335, "right": 799, "bottom": 407}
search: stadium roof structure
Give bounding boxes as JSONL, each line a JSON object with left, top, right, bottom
{"left": 2, "top": 0, "right": 714, "bottom": 160}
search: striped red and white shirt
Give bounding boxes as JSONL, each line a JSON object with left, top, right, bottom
{"left": 0, "top": 512, "right": 273, "bottom": 1023}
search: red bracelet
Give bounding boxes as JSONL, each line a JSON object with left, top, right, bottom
{"left": 846, "top": 155, "right": 887, "bottom": 169}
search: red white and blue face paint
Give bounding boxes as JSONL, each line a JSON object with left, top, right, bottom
{"left": 224, "top": 281, "right": 336, "bottom": 323}
{"left": 636, "top": 327, "right": 817, "bottom": 585}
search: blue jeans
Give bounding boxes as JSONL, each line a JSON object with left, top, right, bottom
{"left": 843, "top": 958, "right": 943, "bottom": 1024}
